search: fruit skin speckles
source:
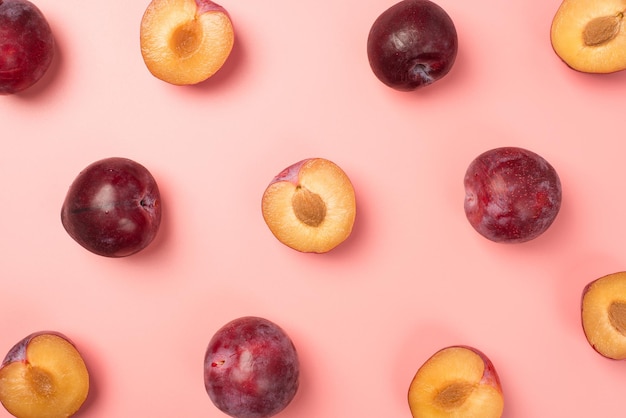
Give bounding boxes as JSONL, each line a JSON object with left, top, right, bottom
{"left": 463, "top": 147, "right": 562, "bottom": 243}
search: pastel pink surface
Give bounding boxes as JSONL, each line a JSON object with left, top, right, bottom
{"left": 1, "top": 0, "right": 626, "bottom": 417}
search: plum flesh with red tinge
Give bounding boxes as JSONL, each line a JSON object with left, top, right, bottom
{"left": 0, "top": 0, "right": 55, "bottom": 94}
{"left": 464, "top": 147, "right": 562, "bottom": 243}
{"left": 367, "top": 0, "right": 458, "bottom": 91}
{"left": 61, "top": 157, "right": 162, "bottom": 257}
{"left": 204, "top": 316, "right": 299, "bottom": 418}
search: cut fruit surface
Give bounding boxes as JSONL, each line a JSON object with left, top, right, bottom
{"left": 140, "top": 0, "right": 234, "bottom": 85}
{"left": 0, "top": 332, "right": 89, "bottom": 418}
{"left": 408, "top": 346, "right": 503, "bottom": 418}
{"left": 262, "top": 158, "right": 356, "bottom": 253}
{"left": 582, "top": 271, "right": 626, "bottom": 359}
{"left": 551, "top": 0, "right": 626, "bottom": 73}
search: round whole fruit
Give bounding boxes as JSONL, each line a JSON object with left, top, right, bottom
{"left": 367, "top": 0, "right": 458, "bottom": 91}
{"left": 61, "top": 157, "right": 162, "bottom": 257}
{"left": 204, "top": 316, "right": 300, "bottom": 418}
{"left": 463, "top": 146, "right": 562, "bottom": 243}
{"left": 0, "top": 0, "right": 55, "bottom": 94}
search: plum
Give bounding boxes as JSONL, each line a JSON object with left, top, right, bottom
{"left": 551, "top": 0, "right": 626, "bottom": 74}
{"left": 0, "top": 331, "right": 90, "bottom": 418}
{"left": 261, "top": 158, "right": 357, "bottom": 253}
{"left": 581, "top": 272, "right": 626, "bottom": 359}
{"left": 140, "top": 0, "right": 235, "bottom": 85}
{"left": 0, "top": 0, "right": 55, "bottom": 94}
{"left": 408, "top": 346, "right": 504, "bottom": 418}
{"left": 204, "top": 316, "right": 300, "bottom": 418}
{"left": 464, "top": 147, "right": 562, "bottom": 243}
{"left": 61, "top": 157, "right": 162, "bottom": 257}
{"left": 367, "top": 0, "right": 458, "bottom": 91}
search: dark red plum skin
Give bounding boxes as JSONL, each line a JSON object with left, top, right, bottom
{"left": 367, "top": 0, "right": 458, "bottom": 91}
{"left": 61, "top": 157, "right": 162, "bottom": 258}
{"left": 0, "top": 0, "right": 55, "bottom": 95}
{"left": 204, "top": 316, "right": 299, "bottom": 418}
{"left": 464, "top": 147, "right": 562, "bottom": 243}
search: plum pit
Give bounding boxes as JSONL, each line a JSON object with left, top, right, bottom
{"left": 292, "top": 187, "right": 327, "bottom": 227}
{"left": 434, "top": 382, "right": 474, "bottom": 409}
{"left": 608, "top": 301, "right": 626, "bottom": 336}
{"left": 583, "top": 14, "right": 622, "bottom": 46}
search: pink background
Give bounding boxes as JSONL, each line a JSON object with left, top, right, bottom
{"left": 2, "top": 0, "right": 626, "bottom": 416}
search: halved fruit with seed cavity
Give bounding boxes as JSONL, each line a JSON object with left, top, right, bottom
{"left": 408, "top": 345, "right": 504, "bottom": 418}
{"left": 550, "top": 0, "right": 626, "bottom": 73}
{"left": 581, "top": 271, "right": 626, "bottom": 359}
{"left": 140, "top": 0, "right": 235, "bottom": 85}
{"left": 0, "top": 331, "right": 90, "bottom": 418}
{"left": 261, "top": 158, "right": 356, "bottom": 253}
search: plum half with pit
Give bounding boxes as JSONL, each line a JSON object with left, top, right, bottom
{"left": 408, "top": 345, "right": 504, "bottom": 418}
{"left": 367, "top": 0, "right": 458, "bottom": 91}
{"left": 61, "top": 157, "right": 162, "bottom": 257}
{"left": 204, "top": 316, "right": 300, "bottom": 418}
{"left": 464, "top": 147, "right": 562, "bottom": 243}
{"left": 0, "top": 0, "right": 55, "bottom": 95}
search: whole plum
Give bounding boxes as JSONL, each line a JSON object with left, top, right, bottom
{"left": 367, "top": 0, "right": 458, "bottom": 91}
{"left": 204, "top": 316, "right": 300, "bottom": 418}
{"left": 0, "top": 0, "right": 55, "bottom": 94}
{"left": 61, "top": 157, "right": 162, "bottom": 257}
{"left": 464, "top": 147, "right": 562, "bottom": 243}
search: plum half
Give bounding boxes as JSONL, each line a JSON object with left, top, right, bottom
{"left": 408, "top": 345, "right": 504, "bottom": 418}
{"left": 551, "top": 0, "right": 626, "bottom": 73}
{"left": 367, "top": 0, "right": 458, "bottom": 91}
{"left": 140, "top": 0, "right": 235, "bottom": 85}
{"left": 261, "top": 158, "right": 357, "bottom": 253}
{"left": 0, "top": 331, "right": 90, "bottom": 418}
{"left": 581, "top": 272, "right": 626, "bottom": 359}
